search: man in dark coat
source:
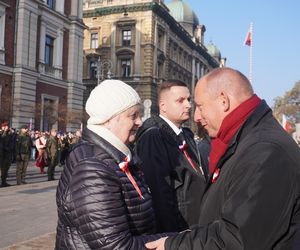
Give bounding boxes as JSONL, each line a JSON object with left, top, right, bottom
{"left": 145, "top": 68, "right": 300, "bottom": 250}
{"left": 135, "top": 80, "right": 208, "bottom": 233}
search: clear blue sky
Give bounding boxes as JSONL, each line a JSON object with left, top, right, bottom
{"left": 165, "top": 0, "right": 300, "bottom": 107}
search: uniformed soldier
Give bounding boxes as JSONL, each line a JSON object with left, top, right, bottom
{"left": 15, "top": 125, "right": 32, "bottom": 185}
{"left": 0, "top": 122, "right": 12, "bottom": 187}
{"left": 46, "top": 128, "right": 58, "bottom": 181}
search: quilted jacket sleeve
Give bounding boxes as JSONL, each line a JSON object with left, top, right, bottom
{"left": 65, "top": 158, "right": 164, "bottom": 250}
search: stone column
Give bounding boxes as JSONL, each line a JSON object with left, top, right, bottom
{"left": 153, "top": 18, "right": 158, "bottom": 80}
{"left": 38, "top": 20, "right": 46, "bottom": 73}
{"left": 196, "top": 61, "right": 200, "bottom": 80}
{"left": 39, "top": 20, "right": 46, "bottom": 63}
{"left": 0, "top": 6, "right": 5, "bottom": 64}
{"left": 66, "top": 23, "right": 85, "bottom": 131}
{"left": 110, "top": 23, "right": 116, "bottom": 76}
{"left": 78, "top": 0, "right": 83, "bottom": 19}
{"left": 54, "top": 29, "right": 64, "bottom": 78}
{"left": 71, "top": 0, "right": 78, "bottom": 17}
{"left": 134, "top": 20, "right": 141, "bottom": 79}
{"left": 56, "top": 0, "right": 64, "bottom": 14}
{"left": 191, "top": 56, "right": 196, "bottom": 90}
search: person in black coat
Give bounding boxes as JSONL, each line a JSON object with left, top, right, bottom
{"left": 145, "top": 68, "right": 300, "bottom": 250}
{"left": 135, "top": 80, "right": 208, "bottom": 233}
{"left": 195, "top": 124, "right": 211, "bottom": 174}
{"left": 55, "top": 80, "right": 169, "bottom": 249}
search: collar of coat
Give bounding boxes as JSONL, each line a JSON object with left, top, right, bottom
{"left": 87, "top": 124, "right": 131, "bottom": 160}
{"left": 81, "top": 127, "right": 141, "bottom": 167}
{"left": 208, "top": 100, "right": 272, "bottom": 184}
{"left": 138, "top": 115, "right": 185, "bottom": 144}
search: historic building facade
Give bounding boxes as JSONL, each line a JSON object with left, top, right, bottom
{"left": 0, "top": 0, "right": 85, "bottom": 131}
{"left": 82, "top": 0, "right": 225, "bottom": 124}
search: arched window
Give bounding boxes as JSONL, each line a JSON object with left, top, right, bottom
{"left": 116, "top": 48, "right": 134, "bottom": 78}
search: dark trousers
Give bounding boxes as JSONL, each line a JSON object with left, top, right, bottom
{"left": 47, "top": 157, "right": 58, "bottom": 180}
{"left": 1, "top": 157, "right": 11, "bottom": 184}
{"left": 16, "top": 154, "right": 30, "bottom": 184}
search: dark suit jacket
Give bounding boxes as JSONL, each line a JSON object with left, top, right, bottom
{"left": 135, "top": 115, "right": 207, "bottom": 232}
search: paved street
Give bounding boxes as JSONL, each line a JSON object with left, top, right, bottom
{"left": 0, "top": 161, "right": 62, "bottom": 249}
{"left": 5, "top": 161, "right": 63, "bottom": 187}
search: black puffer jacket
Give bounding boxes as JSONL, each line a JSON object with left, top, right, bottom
{"left": 55, "top": 128, "right": 164, "bottom": 249}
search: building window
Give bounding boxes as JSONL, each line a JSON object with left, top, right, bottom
{"left": 183, "top": 53, "right": 187, "bottom": 68}
{"left": 169, "top": 41, "right": 173, "bottom": 59}
{"left": 178, "top": 49, "right": 182, "bottom": 65}
{"left": 157, "top": 29, "right": 164, "bottom": 50}
{"left": 107, "top": 0, "right": 113, "bottom": 4}
{"left": 90, "top": 33, "right": 98, "bottom": 49}
{"left": 47, "top": 0, "right": 55, "bottom": 9}
{"left": 121, "top": 59, "right": 131, "bottom": 77}
{"left": 122, "top": 30, "right": 131, "bottom": 46}
{"left": 45, "top": 35, "right": 54, "bottom": 66}
{"left": 41, "top": 94, "right": 59, "bottom": 132}
{"left": 158, "top": 61, "right": 164, "bottom": 78}
{"left": 158, "top": 33, "right": 162, "bottom": 49}
{"left": 90, "top": 61, "right": 98, "bottom": 79}
{"left": 173, "top": 45, "right": 177, "bottom": 63}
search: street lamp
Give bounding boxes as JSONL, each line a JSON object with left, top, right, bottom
{"left": 97, "top": 57, "right": 113, "bottom": 85}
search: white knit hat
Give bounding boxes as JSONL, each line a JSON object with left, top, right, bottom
{"left": 85, "top": 79, "right": 141, "bottom": 125}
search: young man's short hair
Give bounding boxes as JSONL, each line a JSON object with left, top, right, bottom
{"left": 158, "top": 80, "right": 188, "bottom": 100}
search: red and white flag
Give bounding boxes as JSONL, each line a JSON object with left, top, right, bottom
{"left": 282, "top": 114, "right": 293, "bottom": 133}
{"left": 244, "top": 24, "right": 252, "bottom": 46}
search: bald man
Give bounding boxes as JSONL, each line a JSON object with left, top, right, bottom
{"left": 146, "top": 68, "right": 300, "bottom": 250}
{"left": 135, "top": 79, "right": 208, "bottom": 233}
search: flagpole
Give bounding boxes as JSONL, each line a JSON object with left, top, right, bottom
{"left": 249, "top": 23, "right": 253, "bottom": 83}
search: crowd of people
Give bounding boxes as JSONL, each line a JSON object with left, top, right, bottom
{"left": 0, "top": 125, "right": 81, "bottom": 186}
{"left": 56, "top": 68, "right": 299, "bottom": 250}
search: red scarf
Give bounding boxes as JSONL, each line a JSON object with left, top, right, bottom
{"left": 209, "top": 95, "right": 261, "bottom": 175}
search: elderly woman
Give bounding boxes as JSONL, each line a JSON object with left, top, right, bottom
{"left": 55, "top": 80, "right": 167, "bottom": 249}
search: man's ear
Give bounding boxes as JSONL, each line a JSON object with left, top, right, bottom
{"left": 159, "top": 99, "right": 166, "bottom": 114}
{"left": 220, "top": 91, "right": 230, "bottom": 112}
